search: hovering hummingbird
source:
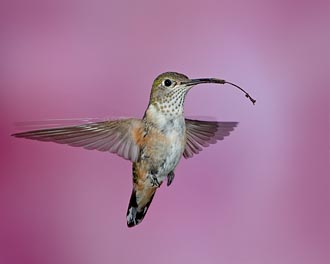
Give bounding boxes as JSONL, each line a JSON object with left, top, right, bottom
{"left": 12, "top": 72, "right": 255, "bottom": 227}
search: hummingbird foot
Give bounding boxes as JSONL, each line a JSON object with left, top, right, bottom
{"left": 148, "top": 174, "right": 161, "bottom": 188}
{"left": 167, "top": 171, "right": 175, "bottom": 186}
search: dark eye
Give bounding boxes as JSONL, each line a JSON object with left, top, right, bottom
{"left": 164, "top": 79, "right": 172, "bottom": 87}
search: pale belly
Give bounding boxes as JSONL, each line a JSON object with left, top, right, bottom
{"left": 153, "top": 132, "right": 184, "bottom": 179}
{"left": 140, "top": 119, "right": 186, "bottom": 184}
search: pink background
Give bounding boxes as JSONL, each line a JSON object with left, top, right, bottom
{"left": 0, "top": 0, "right": 328, "bottom": 263}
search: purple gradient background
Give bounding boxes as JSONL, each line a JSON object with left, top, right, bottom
{"left": 0, "top": 0, "right": 329, "bottom": 263}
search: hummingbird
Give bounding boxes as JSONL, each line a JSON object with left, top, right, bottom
{"left": 12, "top": 72, "right": 255, "bottom": 227}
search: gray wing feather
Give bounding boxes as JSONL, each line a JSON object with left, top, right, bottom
{"left": 183, "top": 119, "right": 238, "bottom": 159}
{"left": 12, "top": 119, "right": 143, "bottom": 162}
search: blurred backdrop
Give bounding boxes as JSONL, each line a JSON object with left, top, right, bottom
{"left": 0, "top": 0, "right": 329, "bottom": 264}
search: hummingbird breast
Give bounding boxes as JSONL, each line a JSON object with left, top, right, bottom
{"left": 139, "top": 104, "right": 186, "bottom": 184}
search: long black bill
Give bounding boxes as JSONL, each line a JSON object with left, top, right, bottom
{"left": 184, "top": 78, "right": 256, "bottom": 105}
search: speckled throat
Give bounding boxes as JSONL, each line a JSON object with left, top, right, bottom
{"left": 150, "top": 86, "right": 188, "bottom": 116}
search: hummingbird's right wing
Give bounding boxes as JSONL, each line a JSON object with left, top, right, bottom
{"left": 183, "top": 119, "right": 238, "bottom": 159}
{"left": 12, "top": 119, "right": 144, "bottom": 162}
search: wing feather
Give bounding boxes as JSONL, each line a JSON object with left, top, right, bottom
{"left": 184, "top": 119, "right": 238, "bottom": 159}
{"left": 12, "top": 119, "right": 143, "bottom": 162}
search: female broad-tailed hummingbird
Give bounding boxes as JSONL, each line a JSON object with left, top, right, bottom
{"left": 12, "top": 72, "right": 256, "bottom": 227}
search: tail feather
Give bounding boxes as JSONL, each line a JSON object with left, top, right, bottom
{"left": 126, "top": 187, "right": 156, "bottom": 227}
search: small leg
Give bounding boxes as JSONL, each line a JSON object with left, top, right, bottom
{"left": 148, "top": 174, "right": 161, "bottom": 188}
{"left": 167, "top": 171, "right": 175, "bottom": 186}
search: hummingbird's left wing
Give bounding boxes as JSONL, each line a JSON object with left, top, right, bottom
{"left": 183, "top": 119, "right": 238, "bottom": 159}
{"left": 12, "top": 119, "right": 144, "bottom": 162}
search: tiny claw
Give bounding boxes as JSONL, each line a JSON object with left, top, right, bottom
{"left": 149, "top": 174, "right": 161, "bottom": 187}
{"left": 167, "top": 171, "right": 175, "bottom": 186}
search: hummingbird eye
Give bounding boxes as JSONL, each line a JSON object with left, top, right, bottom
{"left": 163, "top": 79, "right": 172, "bottom": 87}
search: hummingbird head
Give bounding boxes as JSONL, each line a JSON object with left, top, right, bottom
{"left": 149, "top": 72, "right": 190, "bottom": 114}
{"left": 148, "top": 72, "right": 255, "bottom": 116}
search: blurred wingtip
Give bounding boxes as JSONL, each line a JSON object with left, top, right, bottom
{"left": 13, "top": 117, "right": 104, "bottom": 130}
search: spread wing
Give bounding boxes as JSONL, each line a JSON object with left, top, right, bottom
{"left": 183, "top": 119, "right": 238, "bottom": 159}
{"left": 12, "top": 118, "right": 144, "bottom": 162}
